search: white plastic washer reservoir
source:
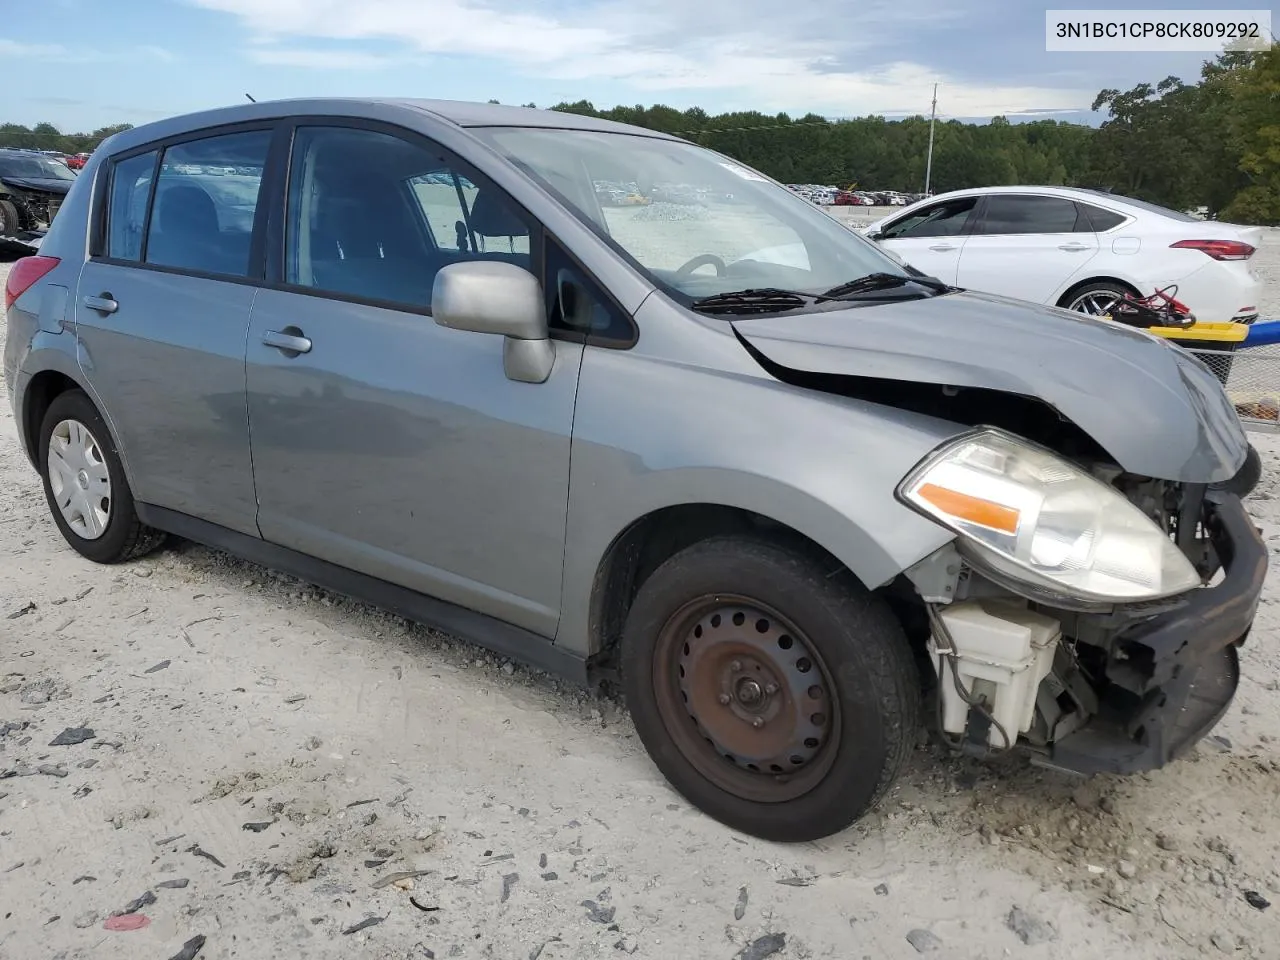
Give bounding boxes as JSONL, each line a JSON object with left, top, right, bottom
{"left": 927, "top": 599, "right": 1062, "bottom": 748}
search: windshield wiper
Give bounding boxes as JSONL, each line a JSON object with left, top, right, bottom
{"left": 819, "top": 272, "right": 951, "bottom": 300}
{"left": 690, "top": 288, "right": 814, "bottom": 315}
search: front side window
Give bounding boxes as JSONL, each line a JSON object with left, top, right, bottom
{"left": 977, "top": 195, "right": 1079, "bottom": 235}
{"left": 107, "top": 151, "right": 158, "bottom": 261}
{"left": 879, "top": 198, "right": 977, "bottom": 240}
{"left": 285, "top": 126, "right": 532, "bottom": 310}
{"left": 144, "top": 130, "right": 271, "bottom": 277}
{"left": 471, "top": 127, "right": 907, "bottom": 306}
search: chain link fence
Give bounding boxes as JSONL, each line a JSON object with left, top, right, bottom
{"left": 1184, "top": 345, "right": 1280, "bottom": 432}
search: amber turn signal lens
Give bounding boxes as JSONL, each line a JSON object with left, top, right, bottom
{"left": 916, "top": 482, "right": 1020, "bottom": 534}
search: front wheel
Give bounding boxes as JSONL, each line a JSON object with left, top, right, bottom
{"left": 38, "top": 390, "right": 166, "bottom": 564}
{"left": 620, "top": 536, "right": 920, "bottom": 842}
{"left": 0, "top": 200, "right": 20, "bottom": 236}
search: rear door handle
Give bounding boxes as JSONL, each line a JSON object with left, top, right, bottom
{"left": 262, "top": 329, "right": 312, "bottom": 355}
{"left": 1058, "top": 243, "right": 1091, "bottom": 252}
{"left": 82, "top": 294, "right": 118, "bottom": 314}
{"left": 928, "top": 243, "right": 957, "bottom": 252}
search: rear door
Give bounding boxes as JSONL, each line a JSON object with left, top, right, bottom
{"left": 75, "top": 125, "right": 274, "bottom": 536}
{"left": 955, "top": 194, "right": 1100, "bottom": 304}
{"left": 873, "top": 196, "right": 978, "bottom": 283}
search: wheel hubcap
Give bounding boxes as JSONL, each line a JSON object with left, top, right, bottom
{"left": 47, "top": 419, "right": 112, "bottom": 540}
{"left": 655, "top": 598, "right": 838, "bottom": 803}
{"left": 1069, "top": 291, "right": 1121, "bottom": 316}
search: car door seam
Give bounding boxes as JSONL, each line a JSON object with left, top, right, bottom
{"left": 244, "top": 285, "right": 265, "bottom": 537}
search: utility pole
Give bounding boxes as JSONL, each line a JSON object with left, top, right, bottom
{"left": 924, "top": 83, "right": 937, "bottom": 196}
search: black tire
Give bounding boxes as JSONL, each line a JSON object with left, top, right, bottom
{"left": 0, "top": 200, "right": 19, "bottom": 236}
{"left": 1212, "top": 442, "right": 1263, "bottom": 498}
{"left": 1060, "top": 280, "right": 1136, "bottom": 317}
{"left": 620, "top": 536, "right": 920, "bottom": 842}
{"left": 37, "top": 390, "right": 165, "bottom": 564}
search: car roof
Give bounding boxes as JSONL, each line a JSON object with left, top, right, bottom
{"left": 96, "top": 97, "right": 683, "bottom": 158}
{"left": 920, "top": 185, "right": 1102, "bottom": 201}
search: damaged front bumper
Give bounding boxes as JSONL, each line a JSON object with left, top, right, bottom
{"left": 0, "top": 228, "right": 44, "bottom": 255}
{"left": 1046, "top": 492, "right": 1266, "bottom": 775}
{"left": 918, "top": 491, "right": 1267, "bottom": 776}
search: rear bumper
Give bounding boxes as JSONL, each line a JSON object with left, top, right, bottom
{"left": 1047, "top": 492, "right": 1266, "bottom": 775}
{"left": 1167, "top": 259, "right": 1262, "bottom": 324}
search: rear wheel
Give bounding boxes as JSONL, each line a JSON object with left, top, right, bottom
{"left": 620, "top": 536, "right": 919, "bottom": 841}
{"left": 1062, "top": 280, "right": 1136, "bottom": 317}
{"left": 37, "top": 390, "right": 165, "bottom": 564}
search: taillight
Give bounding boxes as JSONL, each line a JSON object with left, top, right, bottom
{"left": 3, "top": 255, "right": 61, "bottom": 312}
{"left": 1170, "top": 239, "right": 1255, "bottom": 261}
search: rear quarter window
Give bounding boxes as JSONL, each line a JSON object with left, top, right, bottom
{"left": 1077, "top": 203, "right": 1127, "bottom": 232}
{"left": 107, "top": 151, "right": 159, "bottom": 261}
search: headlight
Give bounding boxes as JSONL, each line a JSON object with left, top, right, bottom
{"left": 898, "top": 429, "right": 1201, "bottom": 603}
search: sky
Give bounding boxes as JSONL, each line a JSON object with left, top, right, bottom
{"left": 1, "top": 0, "right": 1254, "bottom": 135}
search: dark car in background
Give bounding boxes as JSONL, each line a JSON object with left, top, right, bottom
{"left": 0, "top": 148, "right": 76, "bottom": 242}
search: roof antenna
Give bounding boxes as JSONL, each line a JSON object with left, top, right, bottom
{"left": 245, "top": 93, "right": 257, "bottom": 103}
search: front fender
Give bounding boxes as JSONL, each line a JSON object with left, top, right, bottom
{"left": 555, "top": 342, "right": 965, "bottom": 657}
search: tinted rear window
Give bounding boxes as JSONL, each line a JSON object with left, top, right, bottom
{"left": 143, "top": 130, "right": 271, "bottom": 277}
{"left": 977, "top": 195, "right": 1079, "bottom": 235}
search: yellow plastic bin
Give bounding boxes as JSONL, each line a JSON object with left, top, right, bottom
{"left": 1121, "top": 321, "right": 1249, "bottom": 387}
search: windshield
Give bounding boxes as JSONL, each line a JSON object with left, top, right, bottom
{"left": 0, "top": 154, "right": 76, "bottom": 181}
{"left": 472, "top": 127, "right": 909, "bottom": 304}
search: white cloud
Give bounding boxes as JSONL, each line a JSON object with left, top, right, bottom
{"left": 248, "top": 46, "right": 395, "bottom": 69}
{"left": 140, "top": 44, "right": 177, "bottom": 63}
{"left": 2, "top": 38, "right": 179, "bottom": 66}
{"left": 185, "top": 0, "right": 1093, "bottom": 115}
{"left": 0, "top": 38, "right": 72, "bottom": 59}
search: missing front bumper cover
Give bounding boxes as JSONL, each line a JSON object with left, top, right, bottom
{"left": 1045, "top": 492, "right": 1264, "bottom": 775}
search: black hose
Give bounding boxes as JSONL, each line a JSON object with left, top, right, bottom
{"left": 927, "top": 603, "right": 1013, "bottom": 752}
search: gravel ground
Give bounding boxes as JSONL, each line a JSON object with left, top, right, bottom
{"left": 3, "top": 229, "right": 1280, "bottom": 960}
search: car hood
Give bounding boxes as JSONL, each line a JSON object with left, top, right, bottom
{"left": 0, "top": 176, "right": 73, "bottom": 195}
{"left": 731, "top": 289, "right": 1248, "bottom": 483}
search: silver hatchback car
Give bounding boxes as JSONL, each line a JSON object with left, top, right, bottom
{"left": 4, "top": 99, "right": 1266, "bottom": 841}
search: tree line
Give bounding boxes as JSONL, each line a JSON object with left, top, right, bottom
{"left": 3, "top": 45, "right": 1275, "bottom": 223}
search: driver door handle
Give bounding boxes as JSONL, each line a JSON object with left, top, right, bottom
{"left": 928, "top": 243, "right": 957, "bottom": 252}
{"left": 262, "top": 329, "right": 312, "bottom": 355}
{"left": 82, "top": 294, "right": 118, "bottom": 314}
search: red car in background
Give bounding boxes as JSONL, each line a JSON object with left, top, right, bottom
{"left": 66, "top": 152, "right": 91, "bottom": 171}
{"left": 834, "top": 190, "right": 872, "bottom": 206}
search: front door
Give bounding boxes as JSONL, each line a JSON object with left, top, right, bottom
{"left": 75, "top": 127, "right": 273, "bottom": 536}
{"left": 245, "top": 123, "right": 582, "bottom": 637}
{"left": 875, "top": 195, "right": 978, "bottom": 283}
{"left": 955, "top": 193, "right": 1101, "bottom": 304}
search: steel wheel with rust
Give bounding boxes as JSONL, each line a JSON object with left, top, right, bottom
{"left": 621, "top": 536, "right": 920, "bottom": 842}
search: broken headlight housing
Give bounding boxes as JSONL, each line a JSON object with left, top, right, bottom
{"left": 897, "top": 428, "right": 1202, "bottom": 604}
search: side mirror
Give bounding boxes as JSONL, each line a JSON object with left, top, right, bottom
{"left": 432, "top": 261, "right": 554, "bottom": 384}
{"left": 865, "top": 230, "right": 883, "bottom": 242}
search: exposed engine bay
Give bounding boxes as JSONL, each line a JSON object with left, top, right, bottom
{"left": 0, "top": 179, "right": 63, "bottom": 229}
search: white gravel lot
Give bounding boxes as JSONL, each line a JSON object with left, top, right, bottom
{"left": 3, "top": 224, "right": 1280, "bottom": 960}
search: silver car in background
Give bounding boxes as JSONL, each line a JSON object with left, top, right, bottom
{"left": 4, "top": 99, "right": 1266, "bottom": 841}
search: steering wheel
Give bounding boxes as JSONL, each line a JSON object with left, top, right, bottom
{"left": 676, "top": 254, "right": 727, "bottom": 277}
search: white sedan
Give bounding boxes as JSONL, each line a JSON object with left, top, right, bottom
{"left": 862, "top": 186, "right": 1263, "bottom": 323}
